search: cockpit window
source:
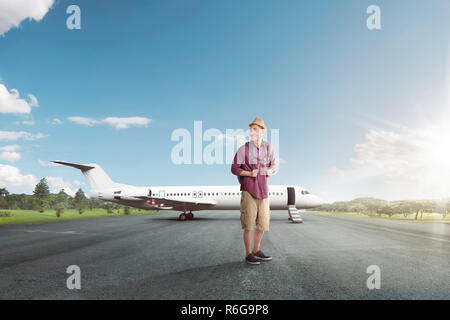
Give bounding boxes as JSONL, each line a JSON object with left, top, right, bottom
{"left": 301, "top": 190, "right": 310, "bottom": 195}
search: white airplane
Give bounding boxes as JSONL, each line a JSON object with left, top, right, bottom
{"left": 52, "top": 160, "right": 324, "bottom": 223}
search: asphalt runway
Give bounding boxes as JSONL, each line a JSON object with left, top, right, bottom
{"left": 0, "top": 211, "right": 449, "bottom": 299}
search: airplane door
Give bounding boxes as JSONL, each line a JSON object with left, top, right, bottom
{"left": 287, "top": 187, "right": 295, "bottom": 205}
{"left": 159, "top": 191, "right": 165, "bottom": 198}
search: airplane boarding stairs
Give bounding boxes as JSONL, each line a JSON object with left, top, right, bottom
{"left": 288, "top": 205, "right": 303, "bottom": 223}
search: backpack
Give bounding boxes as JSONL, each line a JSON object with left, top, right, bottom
{"left": 237, "top": 140, "right": 269, "bottom": 184}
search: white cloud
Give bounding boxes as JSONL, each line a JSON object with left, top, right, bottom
{"left": 101, "top": 116, "right": 151, "bottom": 129}
{"left": 50, "top": 118, "right": 62, "bottom": 125}
{"left": 0, "top": 151, "right": 21, "bottom": 162}
{"left": 28, "top": 94, "right": 38, "bottom": 107}
{"left": 67, "top": 116, "right": 99, "bottom": 127}
{"left": 0, "top": 145, "right": 21, "bottom": 151}
{"left": 0, "top": 84, "right": 39, "bottom": 114}
{"left": 0, "top": 131, "right": 47, "bottom": 141}
{"left": 321, "top": 126, "right": 450, "bottom": 202}
{"left": 0, "top": 0, "right": 55, "bottom": 36}
{"left": 0, "top": 164, "right": 85, "bottom": 196}
{"left": 327, "top": 167, "right": 345, "bottom": 177}
{"left": 38, "top": 159, "right": 58, "bottom": 167}
{"left": 0, "top": 164, "right": 38, "bottom": 193}
{"left": 68, "top": 116, "right": 152, "bottom": 129}
{"left": 45, "top": 176, "right": 85, "bottom": 197}
{"left": 14, "top": 119, "right": 36, "bottom": 125}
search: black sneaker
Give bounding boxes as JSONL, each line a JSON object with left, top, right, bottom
{"left": 253, "top": 250, "right": 272, "bottom": 261}
{"left": 245, "top": 253, "right": 261, "bottom": 265}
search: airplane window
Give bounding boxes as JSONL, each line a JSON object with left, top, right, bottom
{"left": 276, "top": 192, "right": 279, "bottom": 195}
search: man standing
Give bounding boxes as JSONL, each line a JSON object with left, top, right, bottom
{"left": 231, "top": 117, "right": 277, "bottom": 265}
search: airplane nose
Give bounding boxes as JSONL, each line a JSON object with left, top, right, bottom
{"left": 312, "top": 195, "right": 325, "bottom": 207}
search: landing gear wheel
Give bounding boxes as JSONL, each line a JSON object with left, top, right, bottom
{"left": 187, "top": 213, "right": 194, "bottom": 220}
{"left": 179, "top": 213, "right": 187, "bottom": 221}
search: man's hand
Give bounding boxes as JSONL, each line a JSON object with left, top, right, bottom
{"left": 240, "top": 169, "right": 258, "bottom": 177}
{"left": 266, "top": 169, "right": 274, "bottom": 177}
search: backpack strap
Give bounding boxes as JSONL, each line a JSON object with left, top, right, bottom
{"left": 237, "top": 142, "right": 249, "bottom": 184}
{"left": 264, "top": 141, "right": 269, "bottom": 166}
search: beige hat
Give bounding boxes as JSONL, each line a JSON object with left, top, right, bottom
{"left": 248, "top": 117, "right": 266, "bottom": 130}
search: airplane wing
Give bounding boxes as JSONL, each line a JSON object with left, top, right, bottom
{"left": 134, "top": 196, "right": 217, "bottom": 211}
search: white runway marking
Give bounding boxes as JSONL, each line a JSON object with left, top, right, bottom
{"left": 24, "top": 230, "right": 79, "bottom": 235}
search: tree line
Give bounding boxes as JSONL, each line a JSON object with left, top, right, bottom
{"left": 312, "top": 197, "right": 450, "bottom": 219}
{"left": 0, "top": 178, "right": 129, "bottom": 216}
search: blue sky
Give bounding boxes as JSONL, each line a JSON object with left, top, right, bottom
{"left": 0, "top": 0, "right": 449, "bottom": 202}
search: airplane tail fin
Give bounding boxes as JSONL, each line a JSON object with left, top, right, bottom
{"left": 52, "top": 161, "right": 115, "bottom": 190}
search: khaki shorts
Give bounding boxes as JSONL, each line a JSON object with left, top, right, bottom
{"left": 240, "top": 190, "right": 270, "bottom": 231}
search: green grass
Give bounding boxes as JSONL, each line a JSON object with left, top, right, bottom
{"left": 0, "top": 208, "right": 163, "bottom": 226}
{"left": 309, "top": 210, "right": 450, "bottom": 223}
